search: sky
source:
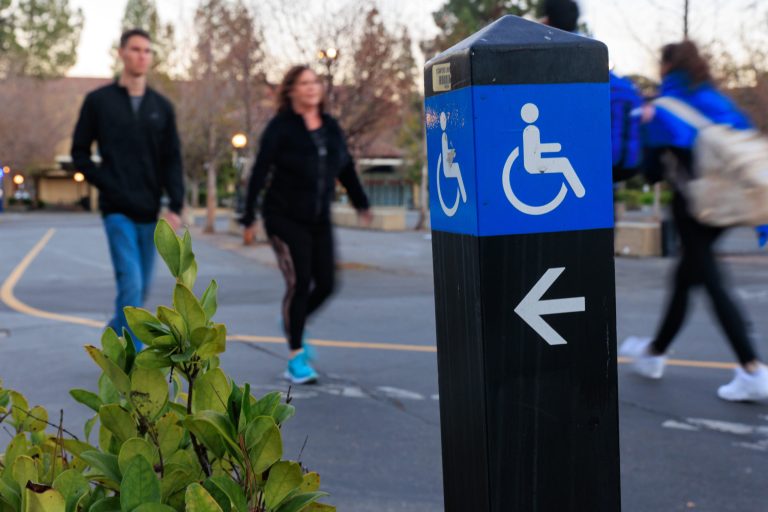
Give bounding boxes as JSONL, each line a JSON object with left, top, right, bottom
{"left": 68, "top": 0, "right": 762, "bottom": 80}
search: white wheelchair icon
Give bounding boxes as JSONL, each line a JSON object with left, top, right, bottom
{"left": 436, "top": 112, "right": 467, "bottom": 217}
{"left": 502, "top": 103, "right": 585, "bottom": 216}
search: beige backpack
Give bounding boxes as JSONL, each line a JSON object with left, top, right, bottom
{"left": 654, "top": 96, "right": 768, "bottom": 227}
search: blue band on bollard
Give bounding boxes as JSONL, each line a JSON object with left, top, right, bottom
{"left": 426, "top": 82, "right": 613, "bottom": 237}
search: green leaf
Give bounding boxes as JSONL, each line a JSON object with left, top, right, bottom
{"left": 275, "top": 492, "right": 329, "bottom": 512}
{"left": 69, "top": 389, "right": 103, "bottom": 413}
{"left": 264, "top": 461, "right": 303, "bottom": 510}
{"left": 84, "top": 415, "right": 98, "bottom": 442}
{"left": 4, "top": 434, "right": 29, "bottom": 476}
{"left": 303, "top": 502, "right": 336, "bottom": 512}
{"left": 206, "top": 476, "right": 248, "bottom": 512}
{"left": 202, "top": 480, "right": 231, "bottom": 512}
{"left": 244, "top": 416, "right": 282, "bottom": 474}
{"left": 123, "top": 328, "right": 137, "bottom": 374}
{"left": 52, "top": 469, "right": 89, "bottom": 512}
{"left": 0, "top": 477, "right": 20, "bottom": 510}
{"left": 79, "top": 451, "right": 121, "bottom": 484}
{"left": 192, "top": 368, "right": 229, "bottom": 414}
{"left": 151, "top": 335, "right": 177, "bottom": 348}
{"left": 197, "top": 324, "right": 226, "bottom": 360}
{"left": 120, "top": 456, "right": 160, "bottom": 512}
{"left": 100, "top": 329, "right": 126, "bottom": 370}
{"left": 159, "top": 468, "right": 194, "bottom": 502}
{"left": 237, "top": 383, "right": 251, "bottom": 433}
{"left": 134, "top": 350, "right": 173, "bottom": 370}
{"left": 8, "top": 391, "right": 29, "bottom": 426}
{"left": 301, "top": 472, "right": 320, "bottom": 493}
{"left": 98, "top": 405, "right": 137, "bottom": 444}
{"left": 272, "top": 404, "right": 296, "bottom": 426}
{"left": 133, "top": 504, "right": 177, "bottom": 512}
{"left": 190, "top": 327, "right": 215, "bottom": 351}
{"left": 87, "top": 496, "right": 121, "bottom": 512}
{"left": 184, "top": 412, "right": 238, "bottom": 457}
{"left": 118, "top": 438, "right": 157, "bottom": 475}
{"left": 200, "top": 280, "right": 218, "bottom": 321}
{"left": 173, "top": 284, "right": 207, "bottom": 334}
{"left": 155, "top": 220, "right": 181, "bottom": 277}
{"left": 23, "top": 485, "right": 66, "bottom": 512}
{"left": 124, "top": 308, "right": 165, "bottom": 346}
{"left": 180, "top": 231, "right": 195, "bottom": 274}
{"left": 180, "top": 259, "right": 198, "bottom": 290}
{"left": 156, "top": 306, "right": 188, "bottom": 342}
{"left": 12, "top": 455, "right": 37, "bottom": 490}
{"left": 20, "top": 405, "right": 48, "bottom": 433}
{"left": 130, "top": 368, "right": 169, "bottom": 420}
{"left": 156, "top": 412, "right": 183, "bottom": 457}
{"left": 185, "top": 483, "right": 223, "bottom": 512}
{"left": 97, "top": 374, "right": 120, "bottom": 405}
{"left": 60, "top": 439, "right": 97, "bottom": 458}
{"left": 86, "top": 346, "right": 131, "bottom": 395}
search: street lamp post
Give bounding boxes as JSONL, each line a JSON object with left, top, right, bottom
{"left": 317, "top": 47, "right": 339, "bottom": 108}
{"left": 231, "top": 133, "right": 248, "bottom": 215}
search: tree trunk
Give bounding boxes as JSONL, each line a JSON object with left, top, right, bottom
{"left": 414, "top": 163, "right": 428, "bottom": 231}
{"left": 204, "top": 163, "right": 217, "bottom": 234}
{"left": 189, "top": 180, "right": 200, "bottom": 208}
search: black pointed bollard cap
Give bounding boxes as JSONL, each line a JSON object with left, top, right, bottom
{"left": 424, "top": 15, "right": 608, "bottom": 98}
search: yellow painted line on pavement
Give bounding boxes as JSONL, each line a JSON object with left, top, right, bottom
{"left": 0, "top": 229, "right": 105, "bottom": 328}
{"left": 0, "top": 228, "right": 738, "bottom": 370}
{"left": 228, "top": 334, "right": 438, "bottom": 353}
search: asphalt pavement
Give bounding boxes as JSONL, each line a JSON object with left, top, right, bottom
{"left": 1, "top": 212, "right": 767, "bottom": 511}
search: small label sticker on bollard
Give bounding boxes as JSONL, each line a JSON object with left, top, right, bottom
{"left": 432, "top": 63, "right": 451, "bottom": 92}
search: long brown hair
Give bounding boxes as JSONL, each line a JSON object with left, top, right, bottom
{"left": 277, "top": 65, "right": 325, "bottom": 114}
{"left": 661, "top": 41, "right": 712, "bottom": 86}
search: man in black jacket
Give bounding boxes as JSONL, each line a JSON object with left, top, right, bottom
{"left": 71, "top": 28, "right": 184, "bottom": 349}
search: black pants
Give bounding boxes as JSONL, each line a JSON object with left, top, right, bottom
{"left": 651, "top": 196, "right": 757, "bottom": 365}
{"left": 265, "top": 215, "right": 335, "bottom": 351}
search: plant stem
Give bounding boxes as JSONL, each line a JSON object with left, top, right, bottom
{"left": 186, "top": 370, "right": 212, "bottom": 477}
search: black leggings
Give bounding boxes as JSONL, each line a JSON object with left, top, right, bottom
{"left": 651, "top": 196, "right": 758, "bottom": 365}
{"left": 265, "top": 215, "right": 335, "bottom": 351}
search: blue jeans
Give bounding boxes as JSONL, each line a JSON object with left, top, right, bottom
{"left": 103, "top": 214, "right": 156, "bottom": 350}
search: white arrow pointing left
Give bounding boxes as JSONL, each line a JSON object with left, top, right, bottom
{"left": 514, "top": 267, "right": 585, "bottom": 346}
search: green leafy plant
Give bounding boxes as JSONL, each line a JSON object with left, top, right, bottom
{"left": 0, "top": 220, "right": 334, "bottom": 512}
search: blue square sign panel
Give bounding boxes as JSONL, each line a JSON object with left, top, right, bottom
{"left": 424, "top": 86, "right": 479, "bottom": 236}
{"left": 425, "top": 83, "right": 614, "bottom": 237}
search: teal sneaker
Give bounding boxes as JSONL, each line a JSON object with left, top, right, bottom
{"left": 285, "top": 351, "right": 318, "bottom": 385}
{"left": 278, "top": 316, "right": 317, "bottom": 361}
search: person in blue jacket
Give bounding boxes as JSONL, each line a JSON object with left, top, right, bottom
{"left": 620, "top": 41, "right": 768, "bottom": 401}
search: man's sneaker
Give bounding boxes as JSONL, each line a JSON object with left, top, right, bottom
{"left": 619, "top": 336, "right": 667, "bottom": 379}
{"left": 717, "top": 366, "right": 768, "bottom": 402}
{"left": 278, "top": 316, "right": 317, "bottom": 361}
{"left": 284, "top": 351, "right": 318, "bottom": 385}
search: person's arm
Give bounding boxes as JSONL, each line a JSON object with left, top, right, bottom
{"left": 161, "top": 103, "right": 184, "bottom": 217}
{"left": 71, "top": 94, "right": 105, "bottom": 188}
{"left": 337, "top": 150, "right": 370, "bottom": 212}
{"left": 240, "top": 118, "right": 280, "bottom": 227}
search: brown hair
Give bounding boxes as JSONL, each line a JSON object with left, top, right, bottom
{"left": 120, "top": 28, "right": 151, "bottom": 48}
{"left": 277, "top": 65, "right": 325, "bottom": 113}
{"left": 661, "top": 41, "right": 711, "bottom": 86}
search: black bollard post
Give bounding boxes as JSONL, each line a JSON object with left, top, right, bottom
{"left": 425, "top": 15, "right": 620, "bottom": 512}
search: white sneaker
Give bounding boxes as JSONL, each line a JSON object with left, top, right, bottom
{"left": 619, "top": 336, "right": 667, "bottom": 379}
{"left": 717, "top": 366, "right": 768, "bottom": 402}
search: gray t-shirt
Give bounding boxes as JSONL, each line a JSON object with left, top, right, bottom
{"left": 130, "top": 95, "right": 143, "bottom": 114}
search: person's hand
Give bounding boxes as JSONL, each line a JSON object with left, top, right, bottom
{"left": 641, "top": 104, "right": 655, "bottom": 123}
{"left": 164, "top": 211, "right": 182, "bottom": 231}
{"left": 358, "top": 209, "right": 373, "bottom": 227}
{"left": 243, "top": 225, "right": 255, "bottom": 246}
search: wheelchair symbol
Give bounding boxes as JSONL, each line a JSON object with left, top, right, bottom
{"left": 436, "top": 112, "right": 467, "bottom": 217}
{"left": 502, "top": 103, "right": 585, "bottom": 216}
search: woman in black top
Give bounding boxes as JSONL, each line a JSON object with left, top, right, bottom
{"left": 240, "top": 65, "right": 371, "bottom": 384}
